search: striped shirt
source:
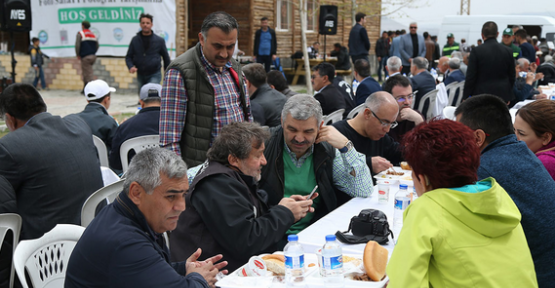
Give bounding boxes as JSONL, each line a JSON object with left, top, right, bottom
{"left": 160, "top": 50, "right": 252, "bottom": 156}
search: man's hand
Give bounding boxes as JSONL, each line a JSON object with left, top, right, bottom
{"left": 525, "top": 72, "right": 536, "bottom": 85}
{"left": 186, "top": 248, "right": 228, "bottom": 288}
{"left": 378, "top": 57, "right": 382, "bottom": 61}
{"left": 278, "top": 198, "right": 313, "bottom": 222}
{"left": 272, "top": 55, "right": 277, "bottom": 61}
{"left": 535, "top": 93, "right": 548, "bottom": 100}
{"left": 315, "top": 126, "right": 349, "bottom": 150}
{"left": 129, "top": 67, "right": 138, "bottom": 74}
{"left": 399, "top": 108, "right": 424, "bottom": 125}
{"left": 409, "top": 58, "right": 413, "bottom": 63}
{"left": 530, "top": 62, "right": 538, "bottom": 73}
{"left": 371, "top": 156, "right": 393, "bottom": 173}
{"left": 34, "top": 66, "right": 39, "bottom": 71}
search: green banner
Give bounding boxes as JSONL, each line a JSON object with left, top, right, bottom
{"left": 58, "top": 7, "right": 144, "bottom": 24}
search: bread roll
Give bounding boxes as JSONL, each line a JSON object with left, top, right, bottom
{"left": 262, "top": 254, "right": 285, "bottom": 262}
{"left": 363, "top": 241, "right": 388, "bottom": 281}
{"left": 264, "top": 258, "right": 285, "bottom": 275}
{"left": 400, "top": 161, "right": 411, "bottom": 170}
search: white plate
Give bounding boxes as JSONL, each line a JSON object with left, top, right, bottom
{"left": 374, "top": 167, "right": 407, "bottom": 181}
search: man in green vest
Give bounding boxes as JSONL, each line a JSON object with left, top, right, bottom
{"left": 501, "top": 27, "right": 522, "bottom": 60}
{"left": 442, "top": 33, "right": 460, "bottom": 57}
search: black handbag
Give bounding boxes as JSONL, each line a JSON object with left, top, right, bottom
{"left": 335, "top": 209, "right": 393, "bottom": 245}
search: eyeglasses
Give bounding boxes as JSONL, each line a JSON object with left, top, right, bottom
{"left": 410, "top": 26, "right": 417, "bottom": 29}
{"left": 394, "top": 93, "right": 414, "bottom": 103}
{"left": 370, "top": 109, "right": 398, "bottom": 129}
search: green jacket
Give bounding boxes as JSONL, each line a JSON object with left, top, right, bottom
{"left": 505, "top": 43, "right": 522, "bottom": 59}
{"left": 442, "top": 42, "right": 460, "bottom": 56}
{"left": 387, "top": 178, "right": 538, "bottom": 288}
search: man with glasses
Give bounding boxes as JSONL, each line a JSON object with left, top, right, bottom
{"left": 399, "top": 22, "right": 426, "bottom": 75}
{"left": 383, "top": 75, "right": 424, "bottom": 142}
{"left": 333, "top": 91, "right": 403, "bottom": 180}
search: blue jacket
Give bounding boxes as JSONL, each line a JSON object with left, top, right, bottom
{"left": 478, "top": 134, "right": 555, "bottom": 287}
{"left": 125, "top": 32, "right": 171, "bottom": 76}
{"left": 399, "top": 33, "right": 426, "bottom": 66}
{"left": 76, "top": 102, "right": 118, "bottom": 152}
{"left": 410, "top": 70, "right": 436, "bottom": 112}
{"left": 443, "top": 69, "right": 465, "bottom": 86}
{"left": 65, "top": 191, "right": 209, "bottom": 288}
{"left": 348, "top": 23, "right": 370, "bottom": 56}
{"left": 355, "top": 76, "right": 382, "bottom": 105}
{"left": 512, "top": 77, "right": 540, "bottom": 103}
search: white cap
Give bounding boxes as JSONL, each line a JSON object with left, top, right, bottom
{"left": 139, "top": 83, "right": 162, "bottom": 101}
{"left": 84, "top": 80, "right": 116, "bottom": 101}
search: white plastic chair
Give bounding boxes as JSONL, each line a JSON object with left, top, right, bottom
{"left": 416, "top": 89, "right": 438, "bottom": 121}
{"left": 510, "top": 108, "right": 518, "bottom": 124}
{"left": 120, "top": 135, "right": 160, "bottom": 173}
{"left": 13, "top": 224, "right": 85, "bottom": 288}
{"left": 81, "top": 179, "right": 125, "bottom": 227}
{"left": 442, "top": 106, "right": 457, "bottom": 120}
{"left": 346, "top": 104, "right": 365, "bottom": 119}
{"left": 322, "top": 109, "right": 345, "bottom": 125}
{"left": 92, "top": 135, "right": 109, "bottom": 167}
{"left": 100, "top": 166, "right": 120, "bottom": 187}
{"left": 445, "top": 81, "right": 459, "bottom": 106}
{"left": 0, "top": 213, "right": 22, "bottom": 288}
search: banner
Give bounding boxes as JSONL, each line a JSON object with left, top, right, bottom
{"left": 30, "top": 0, "right": 176, "bottom": 58}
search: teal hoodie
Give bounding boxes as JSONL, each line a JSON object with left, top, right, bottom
{"left": 387, "top": 178, "right": 538, "bottom": 288}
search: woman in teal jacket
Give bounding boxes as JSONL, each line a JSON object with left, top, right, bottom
{"left": 387, "top": 119, "right": 538, "bottom": 288}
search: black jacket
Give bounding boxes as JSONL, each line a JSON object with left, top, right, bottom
{"left": 463, "top": 38, "right": 515, "bottom": 102}
{"left": 314, "top": 84, "right": 347, "bottom": 115}
{"left": 410, "top": 71, "right": 436, "bottom": 114}
{"left": 76, "top": 102, "right": 118, "bottom": 152}
{"left": 125, "top": 32, "right": 171, "bottom": 75}
{"left": 254, "top": 28, "right": 277, "bottom": 56}
{"left": 170, "top": 161, "right": 294, "bottom": 272}
{"left": 250, "top": 83, "right": 287, "bottom": 127}
{"left": 331, "top": 46, "right": 351, "bottom": 70}
{"left": 375, "top": 37, "right": 390, "bottom": 57}
{"left": 348, "top": 23, "right": 370, "bottom": 56}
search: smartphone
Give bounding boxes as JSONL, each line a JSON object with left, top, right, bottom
{"left": 307, "top": 185, "right": 318, "bottom": 199}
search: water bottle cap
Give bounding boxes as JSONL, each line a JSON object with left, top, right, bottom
{"left": 325, "top": 235, "right": 336, "bottom": 241}
{"left": 400, "top": 184, "right": 408, "bottom": 189}
{"left": 288, "top": 234, "right": 298, "bottom": 242}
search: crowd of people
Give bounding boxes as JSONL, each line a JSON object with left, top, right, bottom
{"left": 1, "top": 10, "right": 555, "bottom": 288}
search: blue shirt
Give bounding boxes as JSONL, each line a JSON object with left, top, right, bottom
{"left": 258, "top": 30, "right": 272, "bottom": 56}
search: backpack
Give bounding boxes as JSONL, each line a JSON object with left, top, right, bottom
{"left": 335, "top": 209, "right": 394, "bottom": 245}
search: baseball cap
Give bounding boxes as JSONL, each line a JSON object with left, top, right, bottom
{"left": 532, "top": 35, "right": 538, "bottom": 40}
{"left": 84, "top": 80, "right": 116, "bottom": 101}
{"left": 139, "top": 83, "right": 162, "bottom": 101}
{"left": 447, "top": 33, "right": 454, "bottom": 38}
{"left": 503, "top": 28, "right": 513, "bottom": 36}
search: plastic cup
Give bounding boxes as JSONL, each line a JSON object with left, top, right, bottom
{"left": 238, "top": 256, "right": 266, "bottom": 277}
{"left": 377, "top": 180, "right": 390, "bottom": 204}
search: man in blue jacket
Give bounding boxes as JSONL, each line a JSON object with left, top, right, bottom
{"left": 348, "top": 12, "right": 370, "bottom": 63}
{"left": 65, "top": 148, "right": 227, "bottom": 288}
{"left": 125, "top": 13, "right": 171, "bottom": 95}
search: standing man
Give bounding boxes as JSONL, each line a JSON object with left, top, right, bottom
{"left": 28, "top": 37, "right": 48, "bottom": 91}
{"left": 442, "top": 33, "right": 460, "bottom": 57}
{"left": 389, "top": 30, "right": 402, "bottom": 58}
{"left": 501, "top": 28, "right": 522, "bottom": 60}
{"left": 253, "top": 17, "right": 277, "bottom": 72}
{"left": 75, "top": 20, "right": 99, "bottom": 91}
{"left": 160, "top": 12, "right": 251, "bottom": 167}
{"left": 463, "top": 21, "right": 515, "bottom": 103}
{"left": 399, "top": 22, "right": 426, "bottom": 75}
{"left": 125, "top": 13, "right": 171, "bottom": 93}
{"left": 423, "top": 32, "right": 435, "bottom": 69}
{"left": 348, "top": 12, "right": 371, "bottom": 63}
{"left": 375, "top": 31, "right": 390, "bottom": 82}
{"left": 515, "top": 29, "right": 536, "bottom": 64}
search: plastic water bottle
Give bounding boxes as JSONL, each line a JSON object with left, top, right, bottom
{"left": 352, "top": 79, "right": 359, "bottom": 94}
{"left": 431, "top": 68, "right": 438, "bottom": 80}
{"left": 322, "top": 235, "right": 344, "bottom": 287}
{"left": 284, "top": 235, "right": 306, "bottom": 287}
{"left": 393, "top": 184, "right": 411, "bottom": 229}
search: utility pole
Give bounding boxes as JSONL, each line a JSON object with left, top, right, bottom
{"left": 460, "top": 0, "right": 470, "bottom": 15}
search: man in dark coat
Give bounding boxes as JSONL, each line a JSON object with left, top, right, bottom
{"left": 409, "top": 57, "right": 436, "bottom": 114}
{"left": 348, "top": 12, "right": 370, "bottom": 63}
{"left": 463, "top": 21, "right": 515, "bottom": 102}
{"left": 312, "top": 62, "right": 346, "bottom": 115}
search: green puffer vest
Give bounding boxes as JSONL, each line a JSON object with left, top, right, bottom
{"left": 167, "top": 43, "right": 248, "bottom": 167}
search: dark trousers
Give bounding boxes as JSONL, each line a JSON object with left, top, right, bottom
{"left": 256, "top": 55, "right": 272, "bottom": 72}
{"left": 350, "top": 54, "right": 369, "bottom": 64}
{"left": 32, "top": 66, "right": 46, "bottom": 89}
{"left": 377, "top": 56, "right": 389, "bottom": 81}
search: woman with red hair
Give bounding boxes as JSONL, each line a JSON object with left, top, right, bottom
{"left": 386, "top": 119, "right": 538, "bottom": 288}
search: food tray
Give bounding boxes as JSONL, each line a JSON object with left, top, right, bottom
{"left": 374, "top": 166, "right": 408, "bottom": 181}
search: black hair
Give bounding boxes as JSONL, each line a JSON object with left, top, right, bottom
{"left": 515, "top": 29, "right": 528, "bottom": 39}
{"left": 313, "top": 62, "right": 335, "bottom": 82}
{"left": 0, "top": 83, "right": 47, "bottom": 121}
{"left": 383, "top": 74, "right": 411, "bottom": 94}
{"left": 261, "top": 17, "right": 268, "bottom": 21}
{"left": 355, "top": 12, "right": 366, "bottom": 23}
{"left": 354, "top": 59, "right": 370, "bottom": 78}
{"left": 88, "top": 94, "right": 110, "bottom": 104}
{"left": 139, "top": 13, "right": 153, "bottom": 23}
{"left": 482, "top": 21, "right": 498, "bottom": 39}
{"left": 242, "top": 63, "right": 267, "bottom": 88}
{"left": 333, "top": 43, "right": 341, "bottom": 49}
{"left": 31, "top": 37, "right": 39, "bottom": 43}
{"left": 423, "top": 32, "right": 429, "bottom": 39}
{"left": 267, "top": 70, "right": 289, "bottom": 91}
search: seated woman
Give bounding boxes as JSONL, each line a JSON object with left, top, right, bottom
{"left": 514, "top": 99, "right": 555, "bottom": 180}
{"left": 386, "top": 120, "right": 538, "bottom": 288}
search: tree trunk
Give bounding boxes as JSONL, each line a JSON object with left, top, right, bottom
{"left": 299, "top": 0, "right": 313, "bottom": 95}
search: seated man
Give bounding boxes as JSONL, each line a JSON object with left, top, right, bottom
{"left": 383, "top": 75, "right": 424, "bottom": 142}
{"left": 65, "top": 148, "right": 226, "bottom": 287}
{"left": 333, "top": 91, "right": 403, "bottom": 180}
{"left": 312, "top": 62, "right": 346, "bottom": 115}
{"left": 267, "top": 70, "right": 297, "bottom": 98}
{"left": 382, "top": 56, "right": 403, "bottom": 90}
{"left": 259, "top": 95, "right": 372, "bottom": 224}
{"left": 512, "top": 58, "right": 546, "bottom": 104}
{"left": 410, "top": 57, "right": 436, "bottom": 114}
{"left": 76, "top": 79, "right": 118, "bottom": 151}
{"left": 455, "top": 95, "right": 555, "bottom": 287}
{"left": 307, "top": 41, "right": 320, "bottom": 58}
{"left": 443, "top": 57, "right": 465, "bottom": 86}
{"left": 330, "top": 43, "right": 351, "bottom": 71}
{"left": 0, "top": 83, "right": 103, "bottom": 241}
{"left": 450, "top": 51, "right": 467, "bottom": 75}
{"left": 243, "top": 63, "right": 287, "bottom": 127}
{"left": 354, "top": 59, "right": 382, "bottom": 106}
{"left": 109, "top": 83, "right": 162, "bottom": 173}
{"left": 170, "top": 122, "right": 314, "bottom": 271}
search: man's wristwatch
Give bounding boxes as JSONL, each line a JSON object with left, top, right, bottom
{"left": 339, "top": 140, "right": 354, "bottom": 153}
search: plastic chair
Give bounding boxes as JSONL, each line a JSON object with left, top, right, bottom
{"left": 92, "top": 135, "right": 109, "bottom": 167}
{"left": 416, "top": 89, "right": 439, "bottom": 121}
{"left": 100, "top": 167, "right": 120, "bottom": 187}
{"left": 13, "top": 224, "right": 85, "bottom": 288}
{"left": 442, "top": 106, "right": 457, "bottom": 120}
{"left": 444, "top": 81, "right": 459, "bottom": 106}
{"left": 120, "top": 135, "right": 160, "bottom": 173}
{"left": 510, "top": 108, "right": 518, "bottom": 124}
{"left": 346, "top": 104, "right": 365, "bottom": 119}
{"left": 446, "top": 81, "right": 465, "bottom": 107}
{"left": 0, "top": 214, "right": 22, "bottom": 288}
{"left": 81, "top": 179, "right": 125, "bottom": 227}
{"left": 322, "top": 109, "right": 345, "bottom": 125}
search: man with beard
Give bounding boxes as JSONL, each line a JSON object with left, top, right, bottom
{"left": 383, "top": 75, "right": 423, "bottom": 142}
{"left": 501, "top": 28, "right": 521, "bottom": 60}
{"left": 170, "top": 122, "right": 313, "bottom": 271}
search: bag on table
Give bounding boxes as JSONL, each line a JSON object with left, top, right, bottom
{"left": 335, "top": 209, "right": 393, "bottom": 245}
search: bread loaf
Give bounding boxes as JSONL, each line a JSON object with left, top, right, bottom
{"left": 363, "top": 241, "right": 388, "bottom": 281}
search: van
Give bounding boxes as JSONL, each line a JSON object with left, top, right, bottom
{"left": 438, "top": 15, "right": 555, "bottom": 48}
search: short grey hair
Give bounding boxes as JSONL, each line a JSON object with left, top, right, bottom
{"left": 200, "top": 11, "right": 239, "bottom": 39}
{"left": 124, "top": 148, "right": 188, "bottom": 195}
{"left": 365, "top": 91, "right": 399, "bottom": 114}
{"left": 517, "top": 58, "right": 530, "bottom": 69}
{"left": 411, "top": 57, "right": 428, "bottom": 70}
{"left": 451, "top": 51, "right": 463, "bottom": 60}
{"left": 386, "top": 56, "right": 402, "bottom": 72}
{"left": 281, "top": 94, "right": 323, "bottom": 124}
{"left": 448, "top": 57, "right": 461, "bottom": 69}
{"left": 409, "top": 22, "right": 417, "bottom": 27}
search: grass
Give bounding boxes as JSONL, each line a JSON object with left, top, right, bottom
{"left": 0, "top": 130, "right": 7, "bottom": 139}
